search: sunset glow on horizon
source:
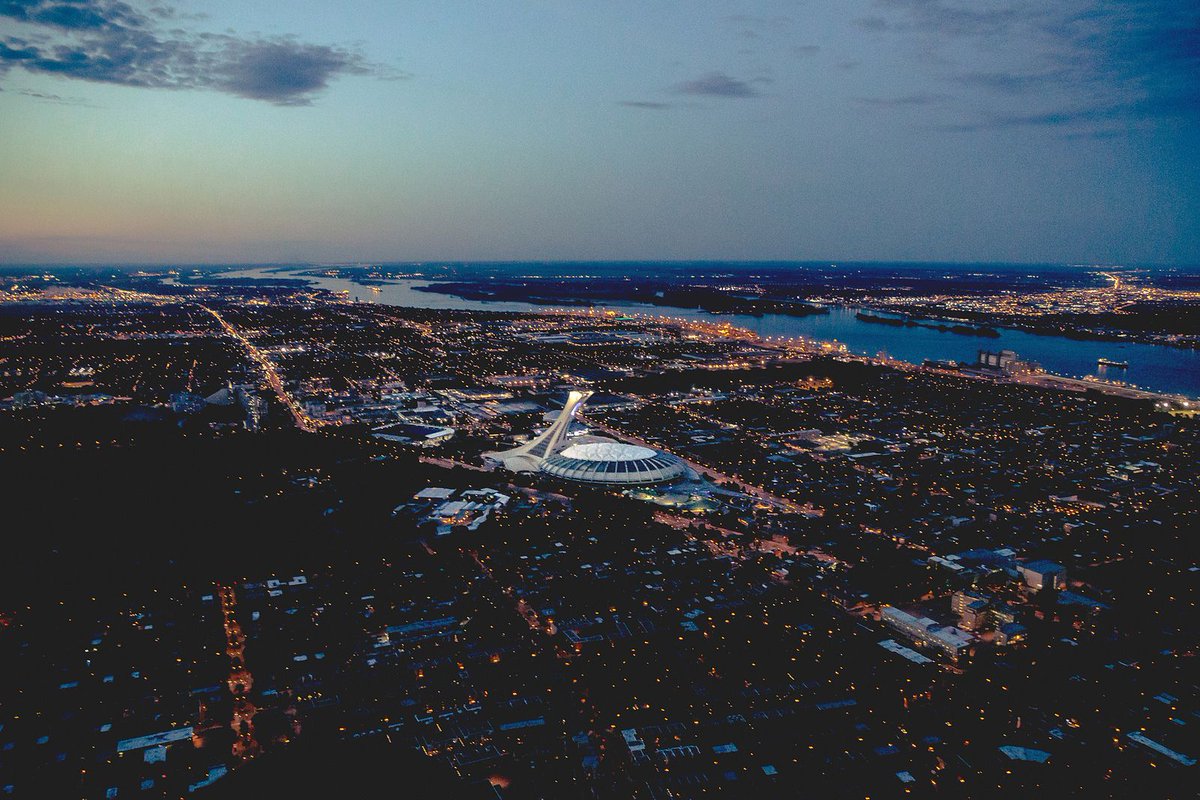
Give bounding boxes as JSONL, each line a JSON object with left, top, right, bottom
{"left": 2, "top": 1, "right": 1197, "bottom": 265}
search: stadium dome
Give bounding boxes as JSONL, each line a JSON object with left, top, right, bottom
{"left": 540, "top": 439, "right": 688, "bottom": 485}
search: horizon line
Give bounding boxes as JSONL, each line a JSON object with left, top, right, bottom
{"left": 3, "top": 259, "right": 1197, "bottom": 271}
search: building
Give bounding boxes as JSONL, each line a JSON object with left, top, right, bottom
{"left": 170, "top": 392, "right": 207, "bottom": 414}
{"left": 488, "top": 374, "right": 553, "bottom": 389}
{"left": 950, "top": 590, "right": 1022, "bottom": 634}
{"left": 959, "top": 601, "right": 989, "bottom": 631}
{"left": 950, "top": 590, "right": 992, "bottom": 631}
{"left": 995, "top": 622, "right": 1027, "bottom": 646}
{"left": 371, "top": 422, "right": 455, "bottom": 446}
{"left": 950, "top": 590, "right": 987, "bottom": 617}
{"left": 540, "top": 441, "right": 688, "bottom": 486}
{"left": 989, "top": 604, "right": 1019, "bottom": 627}
{"left": 978, "top": 349, "right": 1020, "bottom": 370}
{"left": 486, "top": 391, "right": 688, "bottom": 486}
{"left": 881, "top": 606, "right": 973, "bottom": 660}
{"left": 400, "top": 487, "right": 511, "bottom": 534}
{"left": 1019, "top": 560, "right": 1066, "bottom": 591}
{"left": 976, "top": 349, "right": 1040, "bottom": 374}
{"left": 485, "top": 390, "right": 592, "bottom": 472}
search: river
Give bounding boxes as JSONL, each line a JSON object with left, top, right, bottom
{"left": 218, "top": 267, "right": 1200, "bottom": 398}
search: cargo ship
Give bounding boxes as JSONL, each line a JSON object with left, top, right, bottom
{"left": 1097, "top": 357, "right": 1128, "bottom": 369}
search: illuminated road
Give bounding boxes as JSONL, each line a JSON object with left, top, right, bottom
{"left": 200, "top": 305, "right": 317, "bottom": 432}
{"left": 218, "top": 583, "right": 260, "bottom": 760}
{"left": 419, "top": 454, "right": 493, "bottom": 472}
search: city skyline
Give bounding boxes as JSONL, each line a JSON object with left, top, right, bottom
{"left": 2, "top": 1, "right": 1199, "bottom": 266}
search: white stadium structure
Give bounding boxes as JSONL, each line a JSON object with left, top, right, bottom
{"left": 485, "top": 390, "right": 688, "bottom": 486}
{"left": 542, "top": 442, "right": 688, "bottom": 485}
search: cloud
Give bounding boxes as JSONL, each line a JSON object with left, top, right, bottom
{"left": 860, "top": 0, "right": 1200, "bottom": 132}
{"left": 853, "top": 16, "right": 890, "bottom": 33}
{"left": 618, "top": 100, "right": 672, "bottom": 110}
{"left": 13, "top": 86, "right": 96, "bottom": 105}
{"left": 954, "top": 70, "right": 1065, "bottom": 95}
{"left": 672, "top": 72, "right": 763, "bottom": 98}
{"left": 865, "top": 0, "right": 1020, "bottom": 38}
{"left": 215, "top": 38, "right": 371, "bottom": 105}
{"left": 2, "top": 0, "right": 143, "bottom": 30}
{"left": 940, "top": 96, "right": 1192, "bottom": 133}
{"left": 792, "top": 44, "right": 820, "bottom": 58}
{"left": 856, "top": 92, "right": 951, "bottom": 107}
{"left": 0, "top": 0, "right": 383, "bottom": 105}
{"left": 1054, "top": 128, "right": 1123, "bottom": 141}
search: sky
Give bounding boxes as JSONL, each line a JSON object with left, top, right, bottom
{"left": 0, "top": 1, "right": 1197, "bottom": 266}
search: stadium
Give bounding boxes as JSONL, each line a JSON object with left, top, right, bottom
{"left": 485, "top": 391, "right": 689, "bottom": 486}
{"left": 540, "top": 441, "right": 687, "bottom": 485}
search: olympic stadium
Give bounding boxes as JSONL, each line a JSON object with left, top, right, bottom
{"left": 485, "top": 391, "right": 689, "bottom": 486}
{"left": 540, "top": 441, "right": 687, "bottom": 485}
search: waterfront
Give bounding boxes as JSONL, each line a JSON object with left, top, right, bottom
{"left": 222, "top": 267, "right": 1200, "bottom": 398}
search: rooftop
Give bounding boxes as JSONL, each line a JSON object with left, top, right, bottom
{"left": 558, "top": 441, "right": 658, "bottom": 462}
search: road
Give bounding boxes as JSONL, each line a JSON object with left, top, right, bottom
{"left": 218, "top": 583, "right": 260, "bottom": 760}
{"left": 200, "top": 305, "right": 317, "bottom": 432}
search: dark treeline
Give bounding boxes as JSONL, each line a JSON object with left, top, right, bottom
{"left": 416, "top": 279, "right": 829, "bottom": 317}
{"left": 0, "top": 410, "right": 468, "bottom": 609}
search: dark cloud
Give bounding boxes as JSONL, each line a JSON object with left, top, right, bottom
{"left": 14, "top": 86, "right": 95, "bottom": 105}
{"left": 936, "top": 94, "right": 1200, "bottom": 135}
{"left": 2, "top": 0, "right": 144, "bottom": 30}
{"left": 941, "top": 95, "right": 1192, "bottom": 133}
{"left": 792, "top": 44, "right": 821, "bottom": 57}
{"left": 619, "top": 100, "right": 672, "bottom": 110}
{"left": 145, "top": 4, "right": 206, "bottom": 21}
{"left": 29, "top": 4, "right": 111, "bottom": 29}
{"left": 216, "top": 38, "right": 371, "bottom": 104}
{"left": 868, "top": 0, "right": 1020, "bottom": 37}
{"left": 0, "top": 0, "right": 382, "bottom": 105}
{"left": 672, "top": 72, "right": 763, "bottom": 98}
{"left": 853, "top": 16, "right": 890, "bottom": 33}
{"left": 0, "top": 40, "right": 39, "bottom": 61}
{"left": 864, "top": 0, "right": 1200, "bottom": 132}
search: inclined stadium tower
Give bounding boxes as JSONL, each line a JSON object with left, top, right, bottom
{"left": 485, "top": 390, "right": 689, "bottom": 486}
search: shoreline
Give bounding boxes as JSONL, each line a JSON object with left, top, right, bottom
{"left": 200, "top": 268, "right": 1200, "bottom": 399}
{"left": 405, "top": 278, "right": 1198, "bottom": 350}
